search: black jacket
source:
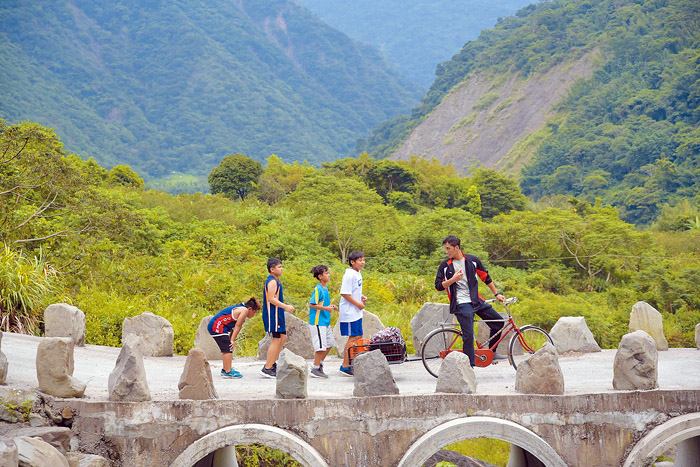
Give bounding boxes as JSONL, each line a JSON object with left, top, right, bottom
{"left": 435, "top": 254, "right": 493, "bottom": 314}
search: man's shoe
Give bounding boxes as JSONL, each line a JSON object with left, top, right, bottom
{"left": 222, "top": 369, "right": 243, "bottom": 378}
{"left": 338, "top": 366, "right": 353, "bottom": 377}
{"left": 260, "top": 365, "right": 276, "bottom": 378}
{"left": 310, "top": 366, "right": 328, "bottom": 378}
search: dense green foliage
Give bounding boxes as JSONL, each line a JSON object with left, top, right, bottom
{"left": 2, "top": 121, "right": 698, "bottom": 360}
{"left": 0, "top": 0, "right": 419, "bottom": 186}
{"left": 297, "top": 0, "right": 533, "bottom": 88}
{"left": 359, "top": 0, "right": 700, "bottom": 227}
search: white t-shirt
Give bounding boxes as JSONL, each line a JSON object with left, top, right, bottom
{"left": 339, "top": 267, "right": 363, "bottom": 322}
{"left": 452, "top": 257, "right": 472, "bottom": 304}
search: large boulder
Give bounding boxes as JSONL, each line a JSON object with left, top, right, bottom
{"left": 36, "top": 338, "right": 86, "bottom": 398}
{"left": 4, "top": 427, "right": 74, "bottom": 454}
{"left": 15, "top": 436, "right": 69, "bottom": 467}
{"left": 629, "top": 301, "right": 668, "bottom": 351}
{"left": 0, "top": 331, "right": 7, "bottom": 385}
{"left": 515, "top": 342, "right": 565, "bottom": 395}
{"left": 333, "top": 310, "right": 385, "bottom": 360}
{"left": 477, "top": 311, "right": 509, "bottom": 357}
{"left": 550, "top": 317, "right": 601, "bottom": 353}
{"left": 436, "top": 351, "right": 477, "bottom": 394}
{"left": 613, "top": 330, "right": 658, "bottom": 391}
{"left": 178, "top": 348, "right": 217, "bottom": 400}
{"left": 44, "top": 304, "right": 86, "bottom": 347}
{"left": 353, "top": 349, "right": 399, "bottom": 397}
{"left": 108, "top": 335, "right": 151, "bottom": 401}
{"left": 258, "top": 312, "right": 315, "bottom": 360}
{"left": 410, "top": 303, "right": 453, "bottom": 356}
{"left": 0, "top": 440, "right": 18, "bottom": 466}
{"left": 695, "top": 323, "right": 699, "bottom": 350}
{"left": 194, "top": 315, "right": 222, "bottom": 360}
{"left": 122, "top": 312, "right": 174, "bottom": 357}
{"left": 276, "top": 349, "right": 307, "bottom": 399}
{"left": 65, "top": 452, "right": 110, "bottom": 467}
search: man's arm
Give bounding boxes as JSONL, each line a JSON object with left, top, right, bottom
{"left": 229, "top": 313, "right": 246, "bottom": 350}
{"left": 267, "top": 281, "right": 295, "bottom": 312}
{"left": 341, "top": 294, "right": 364, "bottom": 310}
{"left": 310, "top": 303, "right": 337, "bottom": 312}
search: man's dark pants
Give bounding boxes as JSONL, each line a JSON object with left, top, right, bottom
{"left": 454, "top": 301, "right": 504, "bottom": 366}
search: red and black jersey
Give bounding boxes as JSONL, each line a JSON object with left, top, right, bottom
{"left": 434, "top": 254, "right": 492, "bottom": 314}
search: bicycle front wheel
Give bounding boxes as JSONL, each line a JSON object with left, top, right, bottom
{"left": 508, "top": 325, "right": 553, "bottom": 370}
{"left": 421, "top": 328, "right": 463, "bottom": 378}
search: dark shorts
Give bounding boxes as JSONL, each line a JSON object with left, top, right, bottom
{"left": 263, "top": 307, "right": 286, "bottom": 334}
{"left": 212, "top": 333, "right": 232, "bottom": 354}
{"left": 340, "top": 318, "right": 363, "bottom": 337}
{"left": 270, "top": 331, "right": 287, "bottom": 339}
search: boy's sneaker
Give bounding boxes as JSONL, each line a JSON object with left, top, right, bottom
{"left": 310, "top": 366, "right": 328, "bottom": 378}
{"left": 260, "top": 364, "right": 276, "bottom": 379}
{"left": 338, "top": 365, "right": 353, "bottom": 377}
{"left": 221, "top": 369, "right": 243, "bottom": 378}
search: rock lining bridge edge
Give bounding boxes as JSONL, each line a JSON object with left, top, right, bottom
{"left": 43, "top": 390, "right": 700, "bottom": 466}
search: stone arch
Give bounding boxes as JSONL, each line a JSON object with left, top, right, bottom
{"left": 398, "top": 416, "right": 566, "bottom": 467}
{"left": 623, "top": 412, "right": 700, "bottom": 467}
{"left": 171, "top": 423, "right": 329, "bottom": 467}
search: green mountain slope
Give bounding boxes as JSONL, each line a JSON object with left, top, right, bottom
{"left": 361, "top": 0, "right": 700, "bottom": 224}
{"left": 298, "top": 0, "right": 534, "bottom": 89}
{"left": 0, "top": 0, "right": 420, "bottom": 179}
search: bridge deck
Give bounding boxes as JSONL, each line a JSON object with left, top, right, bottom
{"left": 4, "top": 332, "right": 699, "bottom": 400}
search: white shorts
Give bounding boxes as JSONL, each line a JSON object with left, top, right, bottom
{"left": 309, "top": 324, "right": 335, "bottom": 352}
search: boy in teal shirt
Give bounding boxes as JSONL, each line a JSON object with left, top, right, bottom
{"left": 308, "top": 264, "right": 337, "bottom": 378}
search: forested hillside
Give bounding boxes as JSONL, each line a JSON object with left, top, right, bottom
{"left": 297, "top": 0, "right": 533, "bottom": 88}
{"left": 361, "top": 0, "right": 700, "bottom": 226}
{"left": 3, "top": 120, "right": 698, "bottom": 359}
{"left": 0, "top": 0, "right": 419, "bottom": 185}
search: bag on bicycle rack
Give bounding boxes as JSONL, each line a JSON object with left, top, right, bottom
{"left": 369, "top": 327, "right": 406, "bottom": 362}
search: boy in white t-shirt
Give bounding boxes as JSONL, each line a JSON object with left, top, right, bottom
{"left": 338, "top": 251, "right": 367, "bottom": 376}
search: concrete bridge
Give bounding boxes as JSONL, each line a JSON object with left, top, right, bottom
{"left": 3, "top": 333, "right": 700, "bottom": 466}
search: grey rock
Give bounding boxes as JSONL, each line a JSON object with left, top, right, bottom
{"left": 108, "top": 336, "right": 151, "bottom": 401}
{"left": 4, "top": 427, "right": 74, "bottom": 454}
{"left": 36, "top": 338, "right": 86, "bottom": 398}
{"left": 275, "top": 349, "right": 308, "bottom": 399}
{"left": 436, "top": 351, "right": 476, "bottom": 394}
{"left": 333, "top": 310, "right": 385, "bottom": 360}
{"left": 258, "top": 312, "right": 315, "bottom": 360}
{"left": 194, "top": 316, "right": 222, "bottom": 360}
{"left": 28, "top": 414, "right": 47, "bottom": 428}
{"left": 65, "top": 452, "right": 110, "bottom": 467}
{"left": 477, "top": 311, "right": 509, "bottom": 356}
{"left": 353, "top": 350, "right": 399, "bottom": 397}
{"left": 0, "top": 439, "right": 18, "bottom": 467}
{"left": 15, "top": 436, "right": 69, "bottom": 467}
{"left": 629, "top": 301, "right": 668, "bottom": 351}
{"left": 613, "top": 330, "right": 658, "bottom": 391}
{"left": 550, "top": 317, "right": 601, "bottom": 353}
{"left": 44, "top": 304, "right": 86, "bottom": 347}
{"left": 0, "top": 331, "right": 7, "bottom": 384}
{"left": 515, "top": 342, "right": 565, "bottom": 395}
{"left": 410, "top": 303, "right": 453, "bottom": 356}
{"left": 122, "top": 312, "right": 174, "bottom": 357}
{"left": 695, "top": 323, "right": 699, "bottom": 350}
{"left": 178, "top": 348, "right": 217, "bottom": 400}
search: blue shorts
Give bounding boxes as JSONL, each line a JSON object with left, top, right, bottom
{"left": 340, "top": 318, "right": 363, "bottom": 337}
{"left": 263, "top": 307, "right": 286, "bottom": 334}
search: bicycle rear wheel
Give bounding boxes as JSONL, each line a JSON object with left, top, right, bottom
{"left": 421, "top": 328, "right": 463, "bottom": 378}
{"left": 508, "top": 325, "right": 553, "bottom": 370}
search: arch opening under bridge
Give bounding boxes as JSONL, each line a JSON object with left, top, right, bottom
{"left": 623, "top": 412, "right": 700, "bottom": 467}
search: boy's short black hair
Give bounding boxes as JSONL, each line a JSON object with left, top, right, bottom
{"left": 245, "top": 297, "right": 261, "bottom": 311}
{"left": 310, "top": 264, "right": 329, "bottom": 279}
{"left": 348, "top": 251, "right": 365, "bottom": 265}
{"left": 267, "top": 257, "right": 282, "bottom": 272}
{"left": 442, "top": 235, "right": 461, "bottom": 248}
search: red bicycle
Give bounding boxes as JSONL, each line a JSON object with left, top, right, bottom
{"left": 420, "top": 297, "right": 552, "bottom": 377}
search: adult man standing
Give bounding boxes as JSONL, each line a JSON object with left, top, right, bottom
{"left": 435, "top": 235, "right": 506, "bottom": 367}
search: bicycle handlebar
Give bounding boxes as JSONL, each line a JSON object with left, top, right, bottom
{"left": 485, "top": 296, "right": 517, "bottom": 305}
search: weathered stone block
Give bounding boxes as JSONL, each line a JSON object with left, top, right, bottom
{"left": 36, "top": 338, "right": 86, "bottom": 398}
{"left": 333, "top": 310, "right": 385, "bottom": 360}
{"left": 353, "top": 349, "right": 399, "bottom": 397}
{"left": 5, "top": 427, "right": 74, "bottom": 454}
{"left": 194, "top": 315, "right": 222, "bottom": 360}
{"left": 515, "top": 342, "right": 565, "bottom": 395}
{"left": 178, "top": 348, "right": 217, "bottom": 400}
{"left": 410, "top": 302, "right": 453, "bottom": 356}
{"left": 0, "top": 439, "right": 18, "bottom": 467}
{"left": 44, "top": 303, "right": 86, "bottom": 347}
{"left": 436, "top": 351, "right": 476, "bottom": 394}
{"left": 276, "top": 349, "right": 307, "bottom": 399}
{"left": 108, "top": 335, "right": 151, "bottom": 401}
{"left": 613, "top": 330, "right": 658, "bottom": 391}
{"left": 258, "top": 312, "right": 315, "bottom": 360}
{"left": 15, "top": 436, "right": 69, "bottom": 467}
{"left": 122, "top": 312, "right": 174, "bottom": 357}
{"left": 550, "top": 316, "right": 601, "bottom": 353}
{"left": 629, "top": 301, "right": 668, "bottom": 351}
{"left": 65, "top": 452, "right": 110, "bottom": 467}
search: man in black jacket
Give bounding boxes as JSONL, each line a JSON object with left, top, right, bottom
{"left": 435, "top": 235, "right": 506, "bottom": 367}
